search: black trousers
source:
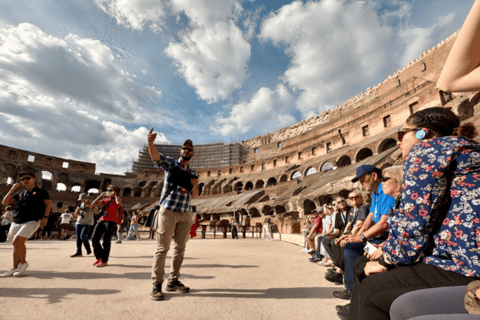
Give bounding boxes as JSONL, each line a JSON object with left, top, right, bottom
{"left": 92, "top": 221, "right": 117, "bottom": 263}
{"left": 231, "top": 226, "right": 238, "bottom": 239}
{"left": 322, "top": 237, "right": 345, "bottom": 269}
{"left": 349, "top": 260, "right": 477, "bottom": 320}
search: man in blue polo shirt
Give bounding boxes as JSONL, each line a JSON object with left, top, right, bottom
{"left": 148, "top": 128, "right": 199, "bottom": 301}
{"left": 334, "top": 165, "right": 395, "bottom": 317}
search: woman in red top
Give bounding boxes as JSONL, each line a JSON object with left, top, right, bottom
{"left": 91, "top": 185, "right": 123, "bottom": 267}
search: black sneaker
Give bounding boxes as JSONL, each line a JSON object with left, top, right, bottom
{"left": 150, "top": 283, "right": 164, "bottom": 301}
{"left": 326, "top": 271, "right": 343, "bottom": 284}
{"left": 336, "top": 303, "right": 350, "bottom": 313}
{"left": 165, "top": 280, "right": 190, "bottom": 293}
{"left": 70, "top": 252, "right": 82, "bottom": 257}
{"left": 333, "top": 289, "right": 351, "bottom": 300}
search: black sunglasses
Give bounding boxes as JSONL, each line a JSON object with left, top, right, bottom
{"left": 397, "top": 128, "right": 419, "bottom": 142}
{"left": 382, "top": 177, "right": 393, "bottom": 182}
{"left": 20, "top": 177, "right": 32, "bottom": 181}
{"left": 182, "top": 147, "right": 193, "bottom": 152}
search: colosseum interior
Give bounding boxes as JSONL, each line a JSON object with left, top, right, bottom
{"left": 2, "top": 31, "right": 480, "bottom": 244}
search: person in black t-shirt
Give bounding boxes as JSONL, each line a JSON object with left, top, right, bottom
{"left": 0, "top": 172, "right": 51, "bottom": 277}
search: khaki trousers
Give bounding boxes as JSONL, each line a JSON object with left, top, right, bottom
{"left": 151, "top": 207, "right": 193, "bottom": 284}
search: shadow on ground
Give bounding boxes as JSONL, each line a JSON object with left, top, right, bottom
{"left": 26, "top": 271, "right": 215, "bottom": 281}
{"left": 0, "top": 287, "right": 120, "bottom": 304}
{"left": 189, "top": 287, "right": 339, "bottom": 300}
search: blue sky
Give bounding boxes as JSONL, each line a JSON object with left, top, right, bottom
{"left": 0, "top": 0, "right": 475, "bottom": 174}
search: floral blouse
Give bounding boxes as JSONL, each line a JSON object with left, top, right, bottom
{"left": 383, "top": 136, "right": 480, "bottom": 277}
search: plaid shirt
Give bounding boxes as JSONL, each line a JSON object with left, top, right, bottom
{"left": 154, "top": 155, "right": 195, "bottom": 213}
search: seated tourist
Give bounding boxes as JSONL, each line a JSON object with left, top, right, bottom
{"left": 347, "top": 107, "right": 480, "bottom": 320}
{"left": 306, "top": 209, "right": 323, "bottom": 255}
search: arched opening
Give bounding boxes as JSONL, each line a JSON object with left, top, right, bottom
{"left": 262, "top": 205, "right": 272, "bottom": 216}
{"left": 3, "top": 163, "right": 18, "bottom": 184}
{"left": 85, "top": 180, "right": 101, "bottom": 193}
{"left": 6, "top": 177, "right": 14, "bottom": 185}
{"left": 305, "top": 167, "right": 317, "bottom": 176}
{"left": 303, "top": 199, "right": 317, "bottom": 215}
{"left": 87, "top": 188, "right": 99, "bottom": 195}
{"left": 291, "top": 171, "right": 301, "bottom": 180}
{"left": 337, "top": 155, "right": 352, "bottom": 168}
{"left": 223, "top": 184, "right": 233, "bottom": 193}
{"left": 279, "top": 175, "right": 288, "bottom": 182}
{"left": 102, "top": 179, "right": 112, "bottom": 191}
{"left": 275, "top": 206, "right": 286, "bottom": 214}
{"left": 318, "top": 195, "right": 333, "bottom": 206}
{"left": 123, "top": 188, "right": 132, "bottom": 197}
{"left": 293, "top": 186, "right": 306, "bottom": 196}
{"left": 71, "top": 184, "right": 81, "bottom": 192}
{"left": 255, "top": 180, "right": 264, "bottom": 189}
{"left": 41, "top": 170, "right": 53, "bottom": 189}
{"left": 378, "top": 138, "right": 397, "bottom": 153}
{"left": 266, "top": 177, "right": 277, "bottom": 187}
{"left": 356, "top": 148, "right": 373, "bottom": 162}
{"left": 233, "top": 182, "right": 243, "bottom": 192}
{"left": 198, "top": 183, "right": 205, "bottom": 196}
{"left": 56, "top": 183, "right": 67, "bottom": 191}
{"left": 57, "top": 173, "right": 68, "bottom": 183}
{"left": 245, "top": 181, "right": 253, "bottom": 191}
{"left": 249, "top": 207, "right": 261, "bottom": 218}
{"left": 320, "top": 162, "right": 333, "bottom": 172}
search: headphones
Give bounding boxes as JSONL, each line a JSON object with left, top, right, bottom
{"left": 415, "top": 129, "right": 427, "bottom": 139}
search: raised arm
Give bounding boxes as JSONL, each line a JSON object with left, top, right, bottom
{"left": 148, "top": 128, "right": 161, "bottom": 162}
{"left": 437, "top": 0, "right": 480, "bottom": 92}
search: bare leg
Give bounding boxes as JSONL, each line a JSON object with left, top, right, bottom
{"left": 12, "top": 236, "right": 27, "bottom": 268}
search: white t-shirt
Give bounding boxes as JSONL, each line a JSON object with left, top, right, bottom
{"left": 60, "top": 213, "right": 73, "bottom": 224}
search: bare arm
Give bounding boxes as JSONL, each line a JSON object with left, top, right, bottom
{"left": 358, "top": 213, "right": 374, "bottom": 234}
{"left": 437, "top": 0, "right": 480, "bottom": 92}
{"left": 40, "top": 200, "right": 51, "bottom": 228}
{"left": 351, "top": 220, "right": 364, "bottom": 235}
{"left": 148, "top": 128, "right": 161, "bottom": 162}
{"left": 191, "top": 179, "right": 199, "bottom": 199}
{"left": 2, "top": 183, "right": 22, "bottom": 205}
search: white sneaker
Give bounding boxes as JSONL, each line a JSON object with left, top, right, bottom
{"left": 300, "top": 248, "right": 307, "bottom": 252}
{"left": 306, "top": 248, "right": 313, "bottom": 253}
{"left": 13, "top": 263, "right": 29, "bottom": 277}
{"left": 0, "top": 268, "right": 16, "bottom": 278}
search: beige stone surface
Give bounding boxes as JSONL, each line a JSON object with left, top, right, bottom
{"left": 0, "top": 238, "right": 344, "bottom": 320}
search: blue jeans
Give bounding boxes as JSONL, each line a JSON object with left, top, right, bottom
{"left": 127, "top": 224, "right": 140, "bottom": 240}
{"left": 344, "top": 239, "right": 383, "bottom": 293}
{"left": 75, "top": 224, "right": 92, "bottom": 254}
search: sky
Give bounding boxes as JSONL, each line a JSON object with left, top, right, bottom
{"left": 0, "top": 0, "right": 475, "bottom": 174}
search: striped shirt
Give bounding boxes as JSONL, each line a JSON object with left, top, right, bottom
{"left": 154, "top": 155, "right": 196, "bottom": 213}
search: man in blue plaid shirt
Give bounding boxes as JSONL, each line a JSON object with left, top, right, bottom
{"left": 148, "top": 128, "right": 199, "bottom": 301}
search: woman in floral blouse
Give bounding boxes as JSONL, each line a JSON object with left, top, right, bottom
{"left": 349, "top": 107, "right": 480, "bottom": 320}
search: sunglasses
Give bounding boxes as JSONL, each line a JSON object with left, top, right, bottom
{"left": 397, "top": 128, "right": 419, "bottom": 142}
{"left": 336, "top": 200, "right": 346, "bottom": 204}
{"left": 182, "top": 147, "right": 193, "bottom": 152}
{"left": 382, "top": 177, "right": 393, "bottom": 182}
{"left": 348, "top": 196, "right": 360, "bottom": 200}
{"left": 20, "top": 177, "right": 32, "bottom": 182}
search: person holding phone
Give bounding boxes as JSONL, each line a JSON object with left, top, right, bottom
{"left": 148, "top": 128, "right": 199, "bottom": 301}
{"left": 1, "top": 172, "right": 51, "bottom": 277}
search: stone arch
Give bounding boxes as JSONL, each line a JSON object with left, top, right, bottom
{"left": 204, "top": 180, "right": 216, "bottom": 196}
{"left": 134, "top": 181, "right": 146, "bottom": 197}
{"left": 223, "top": 183, "right": 233, "bottom": 194}
{"left": 356, "top": 148, "right": 373, "bottom": 162}
{"left": 245, "top": 181, "right": 253, "bottom": 191}
{"left": 293, "top": 186, "right": 307, "bottom": 196}
{"left": 377, "top": 138, "right": 398, "bottom": 153}
{"left": 291, "top": 171, "right": 302, "bottom": 180}
{"left": 336, "top": 155, "right": 352, "bottom": 168}
{"left": 318, "top": 194, "right": 334, "bottom": 206}
{"left": 266, "top": 177, "right": 277, "bottom": 187}
{"left": 262, "top": 205, "right": 272, "bottom": 216}
{"left": 303, "top": 199, "right": 317, "bottom": 216}
{"left": 233, "top": 181, "right": 243, "bottom": 192}
{"left": 123, "top": 188, "right": 132, "bottom": 197}
{"left": 279, "top": 174, "right": 288, "bottom": 183}
{"left": 57, "top": 173, "right": 69, "bottom": 184}
{"left": 102, "top": 179, "right": 112, "bottom": 191}
{"left": 57, "top": 183, "right": 67, "bottom": 191}
{"left": 249, "top": 207, "right": 261, "bottom": 218}
{"left": 304, "top": 167, "right": 317, "bottom": 176}
{"left": 41, "top": 170, "right": 53, "bottom": 190}
{"left": 2, "top": 163, "right": 18, "bottom": 184}
{"left": 198, "top": 183, "right": 205, "bottom": 196}
{"left": 255, "top": 180, "right": 264, "bottom": 189}
{"left": 85, "top": 180, "right": 100, "bottom": 192}
{"left": 71, "top": 183, "right": 81, "bottom": 192}
{"left": 275, "top": 205, "right": 286, "bottom": 214}
{"left": 320, "top": 161, "right": 333, "bottom": 172}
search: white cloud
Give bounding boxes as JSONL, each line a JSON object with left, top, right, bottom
{"left": 259, "top": 0, "right": 392, "bottom": 117}
{"left": 212, "top": 84, "right": 295, "bottom": 136}
{"left": 398, "top": 13, "right": 455, "bottom": 66}
{"left": 0, "top": 22, "right": 161, "bottom": 122}
{"left": 0, "top": 21, "right": 167, "bottom": 174}
{"left": 94, "top": 0, "right": 252, "bottom": 103}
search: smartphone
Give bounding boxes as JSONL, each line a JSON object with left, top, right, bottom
{"left": 364, "top": 242, "right": 377, "bottom": 254}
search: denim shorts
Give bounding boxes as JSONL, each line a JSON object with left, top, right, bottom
{"left": 7, "top": 221, "right": 41, "bottom": 240}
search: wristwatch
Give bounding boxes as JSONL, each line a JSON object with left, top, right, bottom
{"left": 360, "top": 234, "right": 366, "bottom": 242}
